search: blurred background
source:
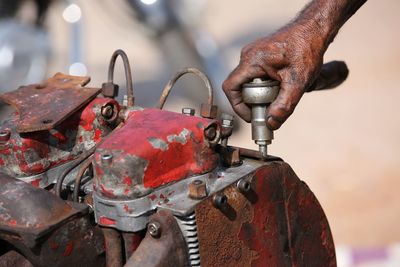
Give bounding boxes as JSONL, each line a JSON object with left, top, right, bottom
{"left": 0, "top": 0, "right": 399, "bottom": 266}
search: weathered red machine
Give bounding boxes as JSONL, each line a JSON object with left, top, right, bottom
{"left": 0, "top": 50, "right": 346, "bottom": 267}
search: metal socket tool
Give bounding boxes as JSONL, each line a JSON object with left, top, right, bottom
{"left": 242, "top": 78, "right": 280, "bottom": 159}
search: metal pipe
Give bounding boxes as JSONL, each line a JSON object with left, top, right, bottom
{"left": 157, "top": 67, "right": 213, "bottom": 109}
{"left": 102, "top": 227, "right": 123, "bottom": 267}
{"left": 72, "top": 155, "right": 93, "bottom": 202}
{"left": 122, "top": 232, "right": 143, "bottom": 261}
{"left": 107, "top": 49, "right": 134, "bottom": 107}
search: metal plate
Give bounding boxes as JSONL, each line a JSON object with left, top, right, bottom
{"left": 0, "top": 73, "right": 100, "bottom": 133}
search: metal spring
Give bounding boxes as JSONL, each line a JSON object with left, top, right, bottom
{"left": 175, "top": 213, "right": 201, "bottom": 267}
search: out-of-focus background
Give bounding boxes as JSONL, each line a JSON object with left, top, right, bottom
{"left": 0, "top": 0, "right": 399, "bottom": 266}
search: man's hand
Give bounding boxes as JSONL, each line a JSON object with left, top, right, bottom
{"left": 223, "top": 0, "right": 366, "bottom": 130}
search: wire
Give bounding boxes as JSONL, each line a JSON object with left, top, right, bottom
{"left": 108, "top": 49, "right": 134, "bottom": 107}
{"left": 72, "top": 155, "right": 93, "bottom": 202}
{"left": 55, "top": 146, "right": 96, "bottom": 198}
{"left": 157, "top": 67, "right": 214, "bottom": 109}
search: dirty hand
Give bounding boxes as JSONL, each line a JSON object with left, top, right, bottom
{"left": 223, "top": 24, "right": 348, "bottom": 130}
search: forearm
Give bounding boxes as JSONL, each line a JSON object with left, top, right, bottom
{"left": 293, "top": 0, "right": 367, "bottom": 50}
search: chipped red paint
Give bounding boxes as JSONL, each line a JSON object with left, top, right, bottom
{"left": 99, "top": 217, "right": 116, "bottom": 226}
{"left": 0, "top": 97, "right": 119, "bottom": 187}
{"left": 8, "top": 219, "right": 17, "bottom": 226}
{"left": 63, "top": 242, "right": 74, "bottom": 257}
{"left": 30, "top": 178, "right": 41, "bottom": 187}
{"left": 93, "top": 108, "right": 219, "bottom": 199}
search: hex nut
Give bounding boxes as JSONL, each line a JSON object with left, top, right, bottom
{"left": 182, "top": 107, "right": 195, "bottom": 116}
{"left": 148, "top": 221, "right": 161, "bottom": 238}
{"left": 188, "top": 179, "right": 207, "bottom": 199}
{"left": 101, "top": 153, "right": 113, "bottom": 165}
{"left": 200, "top": 103, "right": 218, "bottom": 119}
{"left": 101, "top": 82, "right": 119, "bottom": 98}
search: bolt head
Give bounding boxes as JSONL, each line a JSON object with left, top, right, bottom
{"left": 213, "top": 194, "right": 228, "bottom": 209}
{"left": 101, "top": 153, "right": 113, "bottom": 165}
{"left": 237, "top": 179, "right": 251, "bottom": 193}
{"left": 188, "top": 179, "right": 207, "bottom": 199}
{"left": 182, "top": 107, "right": 195, "bottom": 116}
{"left": 101, "top": 105, "right": 114, "bottom": 119}
{"left": 148, "top": 221, "right": 161, "bottom": 238}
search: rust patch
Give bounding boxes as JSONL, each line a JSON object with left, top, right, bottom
{"left": 0, "top": 73, "right": 100, "bottom": 133}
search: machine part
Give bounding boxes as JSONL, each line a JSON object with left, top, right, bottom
{"left": 101, "top": 82, "right": 119, "bottom": 99}
{"left": 101, "top": 103, "right": 118, "bottom": 123}
{"left": 0, "top": 97, "right": 118, "bottom": 183}
{"left": 148, "top": 221, "right": 161, "bottom": 238}
{"left": 242, "top": 78, "right": 280, "bottom": 159}
{"left": 0, "top": 174, "right": 105, "bottom": 267}
{"left": 72, "top": 155, "right": 93, "bottom": 202}
{"left": 92, "top": 158, "right": 266, "bottom": 232}
{"left": 93, "top": 108, "right": 220, "bottom": 202}
{"left": 125, "top": 210, "right": 189, "bottom": 267}
{"left": 101, "top": 152, "right": 113, "bottom": 165}
{"left": 182, "top": 107, "right": 195, "bottom": 116}
{"left": 212, "top": 193, "right": 228, "bottom": 209}
{"left": 55, "top": 146, "right": 96, "bottom": 198}
{"left": 0, "top": 129, "right": 10, "bottom": 143}
{"left": 220, "top": 113, "right": 234, "bottom": 147}
{"left": 203, "top": 122, "right": 221, "bottom": 145}
{"left": 175, "top": 213, "right": 201, "bottom": 267}
{"left": 0, "top": 73, "right": 101, "bottom": 133}
{"left": 199, "top": 103, "right": 218, "bottom": 119}
{"left": 102, "top": 227, "right": 123, "bottom": 267}
{"left": 194, "top": 161, "right": 336, "bottom": 267}
{"left": 122, "top": 232, "right": 143, "bottom": 260}
{"left": 236, "top": 179, "right": 251, "bottom": 194}
{"left": 218, "top": 146, "right": 242, "bottom": 167}
{"left": 157, "top": 68, "right": 214, "bottom": 110}
{"left": 188, "top": 179, "right": 207, "bottom": 200}
{"left": 105, "top": 49, "right": 134, "bottom": 107}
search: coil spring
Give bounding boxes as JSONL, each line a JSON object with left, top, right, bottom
{"left": 175, "top": 213, "right": 201, "bottom": 267}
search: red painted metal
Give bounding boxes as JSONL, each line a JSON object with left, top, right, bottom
{"left": 0, "top": 97, "right": 119, "bottom": 187}
{"left": 93, "top": 108, "right": 219, "bottom": 199}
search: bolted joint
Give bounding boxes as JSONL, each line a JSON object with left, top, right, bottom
{"left": 101, "top": 82, "right": 119, "bottom": 98}
{"left": 237, "top": 179, "right": 252, "bottom": 194}
{"left": 188, "top": 179, "right": 207, "bottom": 199}
{"left": 213, "top": 193, "right": 228, "bottom": 209}
{"left": 204, "top": 124, "right": 221, "bottom": 145}
{"left": 148, "top": 221, "right": 161, "bottom": 238}
{"left": 182, "top": 107, "right": 195, "bottom": 116}
{"left": 101, "top": 105, "right": 114, "bottom": 119}
{"left": 200, "top": 103, "right": 218, "bottom": 119}
{"left": 221, "top": 113, "right": 234, "bottom": 128}
{"left": 0, "top": 129, "right": 11, "bottom": 143}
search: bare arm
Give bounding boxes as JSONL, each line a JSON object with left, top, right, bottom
{"left": 223, "top": 0, "right": 367, "bottom": 129}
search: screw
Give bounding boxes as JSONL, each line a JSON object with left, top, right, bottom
{"left": 182, "top": 107, "right": 195, "bottom": 116}
{"left": 213, "top": 193, "right": 228, "bottom": 209}
{"left": 101, "top": 105, "right": 114, "bottom": 119}
{"left": 237, "top": 179, "right": 251, "bottom": 194}
{"left": 101, "top": 153, "right": 113, "bottom": 165}
{"left": 0, "top": 129, "right": 10, "bottom": 143}
{"left": 188, "top": 179, "right": 207, "bottom": 199}
{"left": 221, "top": 113, "right": 234, "bottom": 127}
{"left": 148, "top": 221, "right": 161, "bottom": 238}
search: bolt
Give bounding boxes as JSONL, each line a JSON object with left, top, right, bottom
{"left": 221, "top": 113, "right": 234, "bottom": 127}
{"left": 237, "top": 179, "right": 251, "bottom": 194}
{"left": 188, "top": 179, "right": 207, "bottom": 199}
{"left": 101, "top": 153, "right": 113, "bottom": 165}
{"left": 0, "top": 129, "right": 11, "bottom": 143}
{"left": 101, "top": 105, "right": 114, "bottom": 119}
{"left": 213, "top": 193, "right": 228, "bottom": 209}
{"left": 148, "top": 221, "right": 161, "bottom": 238}
{"left": 204, "top": 126, "right": 217, "bottom": 140}
{"left": 182, "top": 107, "right": 195, "bottom": 116}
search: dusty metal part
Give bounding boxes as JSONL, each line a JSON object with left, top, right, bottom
{"left": 182, "top": 107, "right": 195, "bottom": 116}
{"left": 188, "top": 179, "right": 207, "bottom": 200}
{"left": 236, "top": 179, "right": 251, "bottom": 194}
{"left": 220, "top": 113, "right": 234, "bottom": 147}
{"left": 157, "top": 68, "right": 214, "bottom": 110}
{"left": 93, "top": 158, "right": 265, "bottom": 232}
{"left": 200, "top": 103, "right": 218, "bottom": 119}
{"left": 93, "top": 108, "right": 219, "bottom": 202}
{"left": 0, "top": 97, "right": 118, "bottom": 186}
{"left": 0, "top": 73, "right": 101, "bottom": 133}
{"left": 101, "top": 82, "right": 119, "bottom": 98}
{"left": 124, "top": 210, "right": 189, "bottom": 267}
{"left": 212, "top": 193, "right": 228, "bottom": 209}
{"left": 122, "top": 232, "right": 143, "bottom": 260}
{"left": 242, "top": 78, "right": 280, "bottom": 159}
{"left": 195, "top": 161, "right": 336, "bottom": 267}
{"left": 0, "top": 250, "right": 33, "bottom": 267}
{"left": 72, "top": 155, "right": 93, "bottom": 202}
{"left": 0, "top": 173, "right": 105, "bottom": 267}
{"left": 218, "top": 145, "right": 242, "bottom": 167}
{"left": 236, "top": 146, "right": 282, "bottom": 162}
{"left": 102, "top": 227, "right": 123, "bottom": 267}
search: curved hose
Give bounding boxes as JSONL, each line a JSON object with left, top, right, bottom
{"left": 157, "top": 67, "right": 213, "bottom": 109}
{"left": 72, "top": 155, "right": 93, "bottom": 202}
{"left": 108, "top": 49, "right": 134, "bottom": 107}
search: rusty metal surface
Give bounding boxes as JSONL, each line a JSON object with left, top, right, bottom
{"left": 0, "top": 97, "right": 119, "bottom": 186}
{"left": 0, "top": 73, "right": 100, "bottom": 133}
{"left": 0, "top": 173, "right": 105, "bottom": 267}
{"left": 0, "top": 251, "right": 33, "bottom": 267}
{"left": 195, "top": 161, "right": 336, "bottom": 267}
{"left": 102, "top": 228, "right": 123, "bottom": 267}
{"left": 124, "top": 210, "right": 189, "bottom": 267}
{"left": 93, "top": 108, "right": 219, "bottom": 201}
